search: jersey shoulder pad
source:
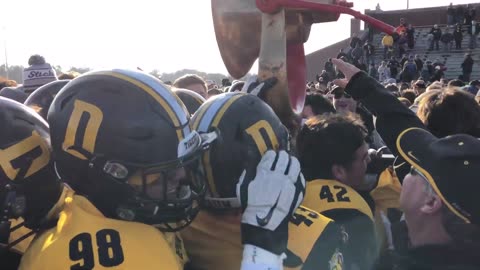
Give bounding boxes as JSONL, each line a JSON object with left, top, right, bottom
{"left": 19, "top": 196, "right": 181, "bottom": 270}
{"left": 304, "top": 180, "right": 374, "bottom": 220}
{"left": 285, "top": 206, "right": 344, "bottom": 270}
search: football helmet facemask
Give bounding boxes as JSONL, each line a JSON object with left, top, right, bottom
{"left": 48, "top": 70, "right": 209, "bottom": 231}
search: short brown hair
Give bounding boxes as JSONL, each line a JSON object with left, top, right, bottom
{"left": 173, "top": 74, "right": 207, "bottom": 92}
{"left": 417, "top": 89, "right": 480, "bottom": 137}
{"left": 296, "top": 113, "right": 367, "bottom": 180}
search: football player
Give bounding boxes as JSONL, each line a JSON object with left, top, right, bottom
{"left": 0, "top": 97, "right": 66, "bottom": 269}
{"left": 19, "top": 70, "right": 302, "bottom": 270}
{"left": 173, "top": 88, "right": 206, "bottom": 115}
{"left": 19, "top": 70, "right": 203, "bottom": 270}
{"left": 24, "top": 79, "right": 70, "bottom": 120}
{"left": 296, "top": 113, "right": 378, "bottom": 270}
{"left": 181, "top": 92, "right": 345, "bottom": 270}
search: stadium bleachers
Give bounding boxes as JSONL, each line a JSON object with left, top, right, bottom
{"left": 371, "top": 25, "right": 480, "bottom": 80}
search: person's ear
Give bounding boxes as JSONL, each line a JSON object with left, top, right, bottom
{"left": 332, "top": 164, "right": 347, "bottom": 183}
{"left": 420, "top": 194, "right": 443, "bottom": 215}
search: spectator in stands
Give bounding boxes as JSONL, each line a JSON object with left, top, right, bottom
{"left": 363, "top": 42, "right": 375, "bottom": 65}
{"left": 350, "top": 35, "right": 361, "bottom": 50}
{"left": 395, "top": 18, "right": 407, "bottom": 35}
{"left": 221, "top": 78, "right": 231, "bottom": 87}
{"left": 402, "top": 89, "right": 417, "bottom": 104}
{"left": 337, "top": 48, "right": 349, "bottom": 60}
{"left": 397, "top": 32, "right": 408, "bottom": 57}
{"left": 388, "top": 56, "right": 400, "bottom": 79}
{"left": 431, "top": 66, "right": 445, "bottom": 82}
{"left": 173, "top": 74, "right": 208, "bottom": 98}
{"left": 22, "top": 54, "right": 58, "bottom": 94}
{"left": 447, "top": 3, "right": 456, "bottom": 26}
{"left": 441, "top": 27, "right": 454, "bottom": 51}
{"left": 302, "top": 92, "right": 336, "bottom": 120}
{"left": 462, "top": 53, "right": 474, "bottom": 82}
{"left": 467, "top": 20, "right": 480, "bottom": 49}
{"left": 351, "top": 43, "right": 364, "bottom": 64}
{"left": 464, "top": 6, "right": 476, "bottom": 26}
{"left": 398, "top": 97, "right": 412, "bottom": 107}
{"left": 413, "top": 80, "right": 427, "bottom": 96}
{"left": 456, "top": 5, "right": 465, "bottom": 25}
{"left": 406, "top": 24, "right": 415, "bottom": 50}
{"left": 356, "top": 61, "right": 368, "bottom": 73}
{"left": 385, "top": 83, "right": 400, "bottom": 96}
{"left": 414, "top": 55, "right": 424, "bottom": 76}
{"left": 426, "top": 81, "right": 444, "bottom": 92}
{"left": 453, "top": 23, "right": 463, "bottom": 49}
{"left": 417, "top": 88, "right": 480, "bottom": 138}
{"left": 316, "top": 70, "right": 331, "bottom": 84}
{"left": 433, "top": 58, "right": 445, "bottom": 71}
{"left": 447, "top": 79, "right": 465, "bottom": 89}
{"left": 400, "top": 82, "right": 410, "bottom": 92}
{"left": 58, "top": 72, "right": 79, "bottom": 80}
{"left": 378, "top": 61, "right": 390, "bottom": 83}
{"left": 382, "top": 34, "right": 394, "bottom": 59}
{"left": 325, "top": 58, "right": 336, "bottom": 80}
{"left": 429, "top": 25, "right": 442, "bottom": 51}
{"left": 368, "top": 63, "right": 378, "bottom": 80}
{"left": 207, "top": 88, "right": 223, "bottom": 99}
{"left": 402, "top": 56, "right": 418, "bottom": 83}
{"left": 400, "top": 54, "right": 408, "bottom": 67}
{"left": 205, "top": 80, "right": 217, "bottom": 90}
{"left": 422, "top": 60, "right": 434, "bottom": 82}
{"left": 466, "top": 80, "right": 480, "bottom": 96}
{"left": 0, "top": 79, "right": 17, "bottom": 89}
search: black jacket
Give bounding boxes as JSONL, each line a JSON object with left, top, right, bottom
{"left": 430, "top": 28, "right": 442, "bottom": 40}
{"left": 396, "top": 244, "right": 480, "bottom": 270}
{"left": 344, "top": 72, "right": 425, "bottom": 180}
{"left": 454, "top": 28, "right": 463, "bottom": 41}
{"left": 441, "top": 33, "right": 454, "bottom": 43}
{"left": 462, "top": 56, "right": 474, "bottom": 73}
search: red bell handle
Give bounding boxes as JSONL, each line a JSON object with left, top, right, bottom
{"left": 256, "top": 0, "right": 396, "bottom": 35}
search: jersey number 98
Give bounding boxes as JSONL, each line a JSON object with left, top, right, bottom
{"left": 69, "top": 229, "right": 124, "bottom": 269}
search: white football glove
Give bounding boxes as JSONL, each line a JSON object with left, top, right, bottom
{"left": 237, "top": 150, "right": 305, "bottom": 255}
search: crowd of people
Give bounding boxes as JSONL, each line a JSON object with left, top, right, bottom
{"left": 314, "top": 15, "right": 478, "bottom": 97}
{"left": 0, "top": 25, "right": 479, "bottom": 270}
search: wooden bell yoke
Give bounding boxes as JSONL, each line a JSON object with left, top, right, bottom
{"left": 212, "top": 0, "right": 395, "bottom": 128}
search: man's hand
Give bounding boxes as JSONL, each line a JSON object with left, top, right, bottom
{"left": 237, "top": 150, "right": 305, "bottom": 255}
{"left": 332, "top": 58, "right": 362, "bottom": 88}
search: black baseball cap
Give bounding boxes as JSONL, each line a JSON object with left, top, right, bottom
{"left": 397, "top": 128, "right": 480, "bottom": 225}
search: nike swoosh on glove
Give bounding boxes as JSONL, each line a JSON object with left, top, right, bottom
{"left": 237, "top": 150, "right": 306, "bottom": 255}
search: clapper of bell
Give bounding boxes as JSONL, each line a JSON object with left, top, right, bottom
{"left": 212, "top": 0, "right": 394, "bottom": 128}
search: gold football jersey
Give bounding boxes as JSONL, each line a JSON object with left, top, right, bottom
{"left": 303, "top": 179, "right": 374, "bottom": 220}
{"left": 181, "top": 206, "right": 343, "bottom": 270}
{"left": 19, "top": 195, "right": 181, "bottom": 270}
{"left": 7, "top": 185, "right": 75, "bottom": 255}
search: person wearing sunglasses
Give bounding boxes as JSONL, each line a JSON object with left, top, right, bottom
{"left": 397, "top": 127, "right": 480, "bottom": 269}
{"left": 332, "top": 58, "right": 480, "bottom": 269}
{"left": 330, "top": 86, "right": 355, "bottom": 113}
